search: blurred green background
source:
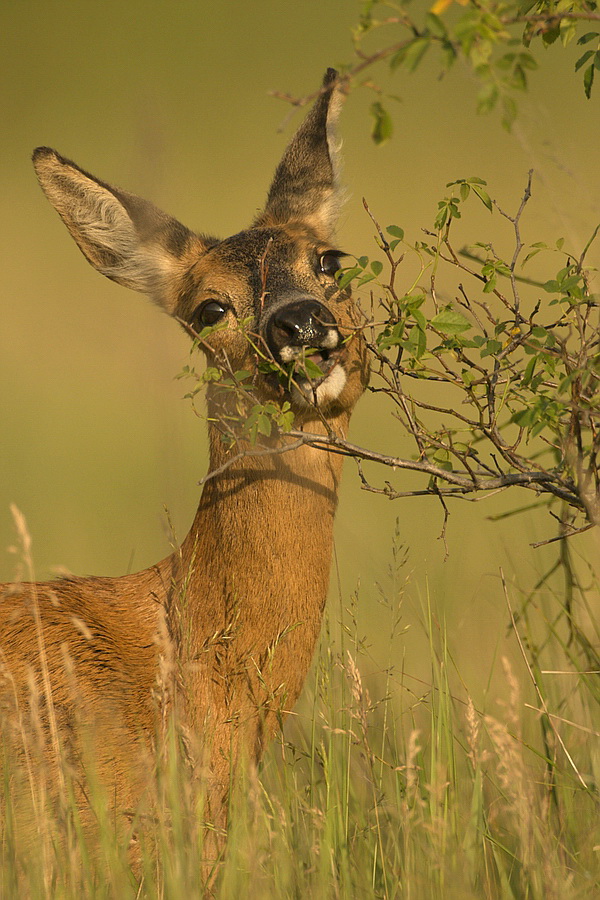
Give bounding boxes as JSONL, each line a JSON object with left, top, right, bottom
{"left": 1, "top": 0, "right": 599, "bottom": 697}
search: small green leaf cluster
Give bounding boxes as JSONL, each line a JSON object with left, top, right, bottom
{"left": 480, "top": 256, "right": 512, "bottom": 293}
{"left": 369, "top": 101, "right": 394, "bottom": 146}
{"left": 177, "top": 325, "right": 298, "bottom": 445}
{"left": 179, "top": 363, "right": 253, "bottom": 401}
{"left": 242, "top": 400, "right": 294, "bottom": 444}
{"left": 376, "top": 295, "right": 473, "bottom": 367}
{"left": 575, "top": 31, "right": 600, "bottom": 99}
{"left": 350, "top": 0, "right": 598, "bottom": 138}
{"left": 337, "top": 256, "right": 386, "bottom": 290}
{"left": 377, "top": 293, "right": 428, "bottom": 360}
{"left": 356, "top": 174, "right": 600, "bottom": 519}
{"left": 543, "top": 264, "right": 586, "bottom": 304}
{"left": 258, "top": 351, "right": 325, "bottom": 389}
{"left": 435, "top": 178, "right": 493, "bottom": 230}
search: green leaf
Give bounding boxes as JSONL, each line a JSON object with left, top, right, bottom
{"left": 480, "top": 339, "right": 502, "bottom": 358}
{"left": 197, "top": 321, "right": 227, "bottom": 341}
{"left": 337, "top": 266, "right": 362, "bottom": 289}
{"left": 558, "top": 371, "right": 578, "bottom": 394}
{"left": 370, "top": 260, "right": 383, "bottom": 276}
{"left": 542, "top": 25, "right": 560, "bottom": 46}
{"left": 403, "top": 324, "right": 427, "bottom": 359}
{"left": 386, "top": 225, "right": 404, "bottom": 239}
{"left": 471, "top": 184, "right": 493, "bottom": 211}
{"left": 510, "top": 63, "right": 527, "bottom": 92}
{"left": 575, "top": 50, "right": 594, "bottom": 72}
{"left": 390, "top": 47, "right": 407, "bottom": 72}
{"left": 405, "top": 293, "right": 425, "bottom": 310}
{"left": 560, "top": 19, "right": 576, "bottom": 43}
{"left": 496, "top": 52, "right": 515, "bottom": 72}
{"left": 302, "top": 358, "right": 325, "bottom": 379}
{"left": 425, "top": 12, "right": 447, "bottom": 38}
{"left": 356, "top": 272, "right": 376, "bottom": 286}
{"left": 562, "top": 275, "right": 582, "bottom": 293}
{"left": 257, "top": 413, "right": 272, "bottom": 437}
{"left": 370, "top": 102, "right": 393, "bottom": 145}
{"left": 543, "top": 280, "right": 559, "bottom": 293}
{"left": 511, "top": 407, "right": 537, "bottom": 428}
{"left": 521, "top": 356, "right": 536, "bottom": 387}
{"left": 441, "top": 39, "right": 458, "bottom": 68}
{"left": 523, "top": 247, "right": 543, "bottom": 264}
{"left": 519, "top": 52, "right": 537, "bottom": 70}
{"left": 584, "top": 63, "right": 595, "bottom": 99}
{"left": 519, "top": 2, "right": 538, "bottom": 17}
{"left": 411, "top": 308, "right": 427, "bottom": 332}
{"left": 430, "top": 309, "right": 472, "bottom": 334}
{"left": 577, "top": 32, "right": 600, "bottom": 45}
{"left": 502, "top": 96, "right": 517, "bottom": 131}
{"left": 435, "top": 204, "right": 448, "bottom": 231}
{"left": 476, "top": 80, "right": 499, "bottom": 115}
{"left": 377, "top": 322, "right": 404, "bottom": 350}
{"left": 278, "top": 410, "right": 295, "bottom": 432}
{"left": 404, "top": 37, "right": 430, "bottom": 73}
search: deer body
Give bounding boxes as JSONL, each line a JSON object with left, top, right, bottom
{"left": 0, "top": 71, "right": 367, "bottom": 836}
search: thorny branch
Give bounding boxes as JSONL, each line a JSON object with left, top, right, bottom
{"left": 180, "top": 167, "right": 600, "bottom": 542}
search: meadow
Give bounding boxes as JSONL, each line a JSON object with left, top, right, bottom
{"left": 1, "top": 507, "right": 598, "bottom": 898}
{"left": 1, "top": 1, "right": 599, "bottom": 896}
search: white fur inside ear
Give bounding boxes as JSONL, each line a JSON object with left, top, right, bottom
{"left": 70, "top": 183, "right": 169, "bottom": 294}
{"left": 34, "top": 153, "right": 175, "bottom": 305}
{"left": 321, "top": 86, "right": 346, "bottom": 237}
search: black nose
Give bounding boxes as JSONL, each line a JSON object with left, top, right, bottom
{"left": 266, "top": 299, "right": 339, "bottom": 358}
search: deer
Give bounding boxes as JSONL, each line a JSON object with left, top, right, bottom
{"left": 0, "top": 69, "right": 368, "bottom": 859}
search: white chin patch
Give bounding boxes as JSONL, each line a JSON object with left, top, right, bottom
{"left": 293, "top": 364, "right": 347, "bottom": 408}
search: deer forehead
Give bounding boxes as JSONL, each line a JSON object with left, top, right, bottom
{"left": 175, "top": 226, "right": 334, "bottom": 319}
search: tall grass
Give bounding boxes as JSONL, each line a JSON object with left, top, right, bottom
{"left": 1, "top": 522, "right": 598, "bottom": 898}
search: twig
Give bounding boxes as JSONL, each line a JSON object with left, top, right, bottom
{"left": 530, "top": 522, "right": 594, "bottom": 549}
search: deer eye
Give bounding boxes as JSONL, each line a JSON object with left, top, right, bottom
{"left": 319, "top": 253, "right": 342, "bottom": 277}
{"left": 191, "top": 299, "right": 228, "bottom": 331}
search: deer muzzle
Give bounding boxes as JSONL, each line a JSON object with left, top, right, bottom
{"left": 265, "top": 298, "right": 341, "bottom": 365}
{"left": 263, "top": 297, "right": 347, "bottom": 405}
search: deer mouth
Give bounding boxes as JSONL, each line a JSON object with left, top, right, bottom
{"left": 276, "top": 344, "right": 342, "bottom": 381}
{"left": 303, "top": 347, "right": 341, "bottom": 380}
{"left": 262, "top": 343, "right": 347, "bottom": 406}
{"left": 286, "top": 346, "right": 347, "bottom": 406}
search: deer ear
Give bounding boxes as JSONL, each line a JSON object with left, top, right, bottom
{"left": 32, "top": 147, "right": 209, "bottom": 312}
{"left": 256, "top": 69, "right": 344, "bottom": 241}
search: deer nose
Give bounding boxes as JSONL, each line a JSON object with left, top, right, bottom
{"left": 265, "top": 299, "right": 340, "bottom": 360}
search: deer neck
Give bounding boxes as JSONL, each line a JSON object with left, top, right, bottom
{"left": 166, "top": 405, "right": 348, "bottom": 721}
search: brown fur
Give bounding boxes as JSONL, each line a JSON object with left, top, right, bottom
{"left": 0, "top": 70, "right": 368, "bottom": 851}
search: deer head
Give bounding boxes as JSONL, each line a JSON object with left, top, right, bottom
{"left": 32, "top": 70, "right": 368, "bottom": 435}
